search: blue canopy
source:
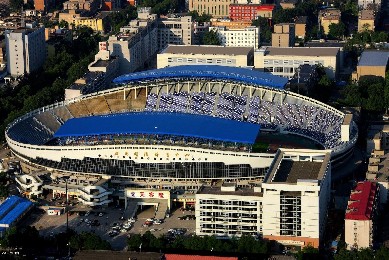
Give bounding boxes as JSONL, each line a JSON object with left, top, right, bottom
{"left": 54, "top": 112, "right": 261, "bottom": 144}
{"left": 113, "top": 65, "right": 287, "bottom": 89}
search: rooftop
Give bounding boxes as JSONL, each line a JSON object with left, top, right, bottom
{"left": 114, "top": 65, "right": 288, "bottom": 89}
{"left": 358, "top": 50, "right": 389, "bottom": 67}
{"left": 305, "top": 41, "right": 345, "bottom": 48}
{"left": 162, "top": 45, "right": 253, "bottom": 56}
{"left": 295, "top": 16, "right": 307, "bottom": 24}
{"left": 272, "top": 160, "right": 323, "bottom": 183}
{"left": 90, "top": 58, "right": 116, "bottom": 68}
{"left": 197, "top": 186, "right": 262, "bottom": 197}
{"left": 263, "top": 47, "right": 340, "bottom": 57}
{"left": 265, "top": 150, "right": 331, "bottom": 184}
{"left": 359, "top": 9, "right": 376, "bottom": 20}
{"left": 345, "top": 181, "right": 377, "bottom": 221}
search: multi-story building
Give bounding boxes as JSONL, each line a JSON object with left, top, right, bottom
{"left": 157, "top": 45, "right": 254, "bottom": 69}
{"left": 58, "top": 10, "right": 107, "bottom": 32}
{"left": 261, "top": 150, "right": 332, "bottom": 248}
{"left": 209, "top": 26, "right": 260, "bottom": 49}
{"left": 188, "top": 0, "right": 234, "bottom": 17}
{"left": 158, "top": 16, "right": 193, "bottom": 51}
{"left": 272, "top": 23, "right": 295, "bottom": 47}
{"left": 63, "top": 0, "right": 100, "bottom": 13}
{"left": 358, "top": 0, "right": 381, "bottom": 10}
{"left": 15, "top": 173, "right": 43, "bottom": 198}
{"left": 345, "top": 181, "right": 379, "bottom": 250}
{"left": 65, "top": 42, "right": 120, "bottom": 100}
{"left": 193, "top": 21, "right": 210, "bottom": 44}
{"left": 229, "top": 4, "right": 275, "bottom": 21}
{"left": 210, "top": 18, "right": 252, "bottom": 29}
{"left": 196, "top": 184, "right": 263, "bottom": 237}
{"left": 195, "top": 149, "right": 332, "bottom": 248}
{"left": 34, "top": 0, "right": 54, "bottom": 12}
{"left": 366, "top": 125, "right": 389, "bottom": 205}
{"left": 108, "top": 9, "right": 158, "bottom": 74}
{"left": 358, "top": 10, "right": 377, "bottom": 32}
{"left": 295, "top": 16, "right": 307, "bottom": 39}
{"left": 254, "top": 46, "right": 340, "bottom": 79}
{"left": 319, "top": 8, "right": 341, "bottom": 35}
{"left": 352, "top": 50, "right": 389, "bottom": 81}
{"left": 5, "top": 26, "right": 46, "bottom": 77}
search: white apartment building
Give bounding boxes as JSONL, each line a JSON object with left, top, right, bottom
{"left": 158, "top": 16, "right": 194, "bottom": 51}
{"left": 261, "top": 150, "right": 332, "bottom": 249}
{"left": 209, "top": 26, "right": 260, "bottom": 49}
{"left": 254, "top": 46, "right": 340, "bottom": 79}
{"left": 196, "top": 184, "right": 263, "bottom": 237}
{"left": 345, "top": 181, "right": 379, "bottom": 250}
{"left": 157, "top": 45, "right": 254, "bottom": 69}
{"left": 195, "top": 149, "right": 332, "bottom": 248}
{"left": 108, "top": 9, "right": 158, "bottom": 74}
{"left": 5, "top": 26, "right": 46, "bottom": 77}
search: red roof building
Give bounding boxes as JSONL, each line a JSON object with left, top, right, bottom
{"left": 229, "top": 4, "right": 275, "bottom": 21}
{"left": 344, "top": 181, "right": 379, "bottom": 250}
{"left": 345, "top": 181, "right": 378, "bottom": 221}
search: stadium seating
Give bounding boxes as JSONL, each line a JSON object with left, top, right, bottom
{"left": 144, "top": 91, "right": 345, "bottom": 149}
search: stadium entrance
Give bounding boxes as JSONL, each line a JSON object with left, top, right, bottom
{"left": 124, "top": 189, "right": 171, "bottom": 220}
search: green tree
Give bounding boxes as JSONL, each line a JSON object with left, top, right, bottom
{"left": 295, "top": 245, "right": 319, "bottom": 260}
{"left": 252, "top": 17, "right": 271, "bottom": 43}
{"left": 328, "top": 22, "right": 346, "bottom": 40}
{"left": 10, "top": 0, "right": 23, "bottom": 11}
{"left": 202, "top": 30, "right": 221, "bottom": 45}
{"left": 58, "top": 20, "right": 69, "bottom": 29}
{"left": 127, "top": 234, "right": 142, "bottom": 251}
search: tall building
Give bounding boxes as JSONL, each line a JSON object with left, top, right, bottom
{"left": 195, "top": 149, "right": 332, "bottom": 248}
{"left": 5, "top": 26, "right": 46, "bottom": 77}
{"left": 58, "top": 10, "right": 108, "bottom": 32}
{"left": 272, "top": 23, "right": 295, "bottom": 47}
{"left": 34, "top": 0, "right": 54, "bottom": 12}
{"left": 209, "top": 26, "right": 260, "bottom": 49}
{"left": 345, "top": 181, "right": 379, "bottom": 250}
{"left": 254, "top": 46, "right": 340, "bottom": 79}
{"left": 157, "top": 45, "right": 254, "bottom": 69}
{"left": 108, "top": 9, "right": 158, "bottom": 74}
{"left": 261, "top": 150, "right": 332, "bottom": 248}
{"left": 229, "top": 4, "right": 275, "bottom": 21}
{"left": 188, "top": 0, "right": 234, "bottom": 17}
{"left": 158, "top": 16, "right": 193, "bottom": 51}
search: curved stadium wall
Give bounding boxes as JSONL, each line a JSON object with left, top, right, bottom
{"left": 5, "top": 66, "right": 358, "bottom": 181}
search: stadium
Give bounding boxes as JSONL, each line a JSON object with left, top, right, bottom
{"left": 5, "top": 65, "right": 357, "bottom": 189}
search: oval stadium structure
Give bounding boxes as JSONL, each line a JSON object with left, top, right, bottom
{"left": 5, "top": 65, "right": 357, "bottom": 187}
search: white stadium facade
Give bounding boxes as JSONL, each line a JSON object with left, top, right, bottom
{"left": 5, "top": 65, "right": 358, "bottom": 247}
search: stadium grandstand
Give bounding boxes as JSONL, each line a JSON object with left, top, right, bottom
{"left": 5, "top": 65, "right": 357, "bottom": 189}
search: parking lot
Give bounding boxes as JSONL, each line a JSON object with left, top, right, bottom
{"left": 24, "top": 203, "right": 196, "bottom": 250}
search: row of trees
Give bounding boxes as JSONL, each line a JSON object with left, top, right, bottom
{"left": 0, "top": 226, "right": 110, "bottom": 256}
{"left": 0, "top": 26, "right": 101, "bottom": 143}
{"left": 128, "top": 231, "right": 269, "bottom": 255}
{"left": 341, "top": 74, "right": 389, "bottom": 113}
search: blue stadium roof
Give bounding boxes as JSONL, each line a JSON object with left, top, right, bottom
{"left": 54, "top": 112, "right": 261, "bottom": 144}
{"left": 0, "top": 196, "right": 33, "bottom": 227}
{"left": 113, "top": 65, "right": 288, "bottom": 89}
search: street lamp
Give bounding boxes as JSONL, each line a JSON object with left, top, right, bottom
{"left": 62, "top": 176, "right": 70, "bottom": 233}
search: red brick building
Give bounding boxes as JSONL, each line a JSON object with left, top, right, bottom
{"left": 229, "top": 4, "right": 275, "bottom": 21}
